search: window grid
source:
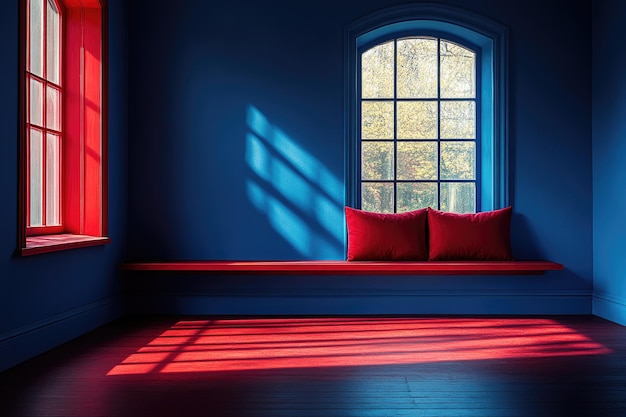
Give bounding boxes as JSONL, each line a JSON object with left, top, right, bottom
{"left": 26, "top": 0, "right": 63, "bottom": 233}
{"left": 359, "top": 36, "right": 478, "bottom": 213}
{"left": 19, "top": 0, "right": 109, "bottom": 255}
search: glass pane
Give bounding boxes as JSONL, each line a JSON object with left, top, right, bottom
{"left": 30, "top": 78, "right": 43, "bottom": 126}
{"left": 441, "top": 182, "right": 475, "bottom": 213}
{"left": 362, "top": 141, "right": 393, "bottom": 180}
{"left": 397, "top": 141, "right": 437, "bottom": 180}
{"left": 397, "top": 37, "right": 438, "bottom": 98}
{"left": 29, "top": 0, "right": 44, "bottom": 77}
{"left": 30, "top": 129, "right": 43, "bottom": 227}
{"left": 46, "top": 133, "right": 61, "bottom": 226}
{"left": 361, "top": 101, "right": 394, "bottom": 139}
{"left": 361, "top": 41, "right": 394, "bottom": 99}
{"left": 362, "top": 183, "right": 394, "bottom": 213}
{"left": 397, "top": 182, "right": 437, "bottom": 212}
{"left": 46, "top": 86, "right": 60, "bottom": 130}
{"left": 46, "top": 0, "right": 61, "bottom": 85}
{"left": 397, "top": 101, "right": 438, "bottom": 139}
{"left": 440, "top": 100, "right": 475, "bottom": 139}
{"left": 440, "top": 41, "right": 476, "bottom": 99}
{"left": 440, "top": 141, "right": 476, "bottom": 180}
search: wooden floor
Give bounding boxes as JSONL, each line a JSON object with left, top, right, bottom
{"left": 2, "top": 315, "right": 626, "bottom": 417}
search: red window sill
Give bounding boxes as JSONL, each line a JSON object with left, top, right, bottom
{"left": 21, "top": 234, "right": 110, "bottom": 256}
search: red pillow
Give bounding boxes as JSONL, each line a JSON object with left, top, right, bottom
{"left": 345, "top": 207, "right": 428, "bottom": 261}
{"left": 428, "top": 206, "right": 513, "bottom": 261}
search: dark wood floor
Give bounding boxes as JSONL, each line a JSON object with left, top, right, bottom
{"left": 2, "top": 315, "right": 626, "bottom": 417}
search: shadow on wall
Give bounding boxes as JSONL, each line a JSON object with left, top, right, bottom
{"left": 511, "top": 212, "right": 545, "bottom": 260}
{"left": 245, "top": 106, "right": 344, "bottom": 259}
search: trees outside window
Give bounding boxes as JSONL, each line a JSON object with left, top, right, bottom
{"left": 360, "top": 36, "right": 478, "bottom": 213}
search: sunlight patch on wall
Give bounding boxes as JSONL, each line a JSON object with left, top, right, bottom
{"left": 245, "top": 105, "right": 344, "bottom": 258}
{"left": 107, "top": 318, "right": 612, "bottom": 376}
{"left": 246, "top": 181, "right": 338, "bottom": 258}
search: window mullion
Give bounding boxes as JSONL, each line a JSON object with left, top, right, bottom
{"left": 42, "top": 0, "right": 48, "bottom": 227}
{"left": 393, "top": 38, "right": 398, "bottom": 213}
{"left": 26, "top": 1, "right": 33, "bottom": 228}
{"left": 26, "top": 126, "right": 31, "bottom": 228}
{"left": 56, "top": 1, "right": 63, "bottom": 228}
{"left": 26, "top": 72, "right": 31, "bottom": 227}
{"left": 437, "top": 37, "right": 442, "bottom": 210}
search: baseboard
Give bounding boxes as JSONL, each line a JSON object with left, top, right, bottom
{"left": 0, "top": 296, "right": 124, "bottom": 372}
{"left": 127, "top": 290, "right": 592, "bottom": 316}
{"left": 593, "top": 292, "right": 626, "bottom": 326}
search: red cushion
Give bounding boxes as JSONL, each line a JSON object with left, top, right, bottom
{"left": 428, "top": 207, "right": 513, "bottom": 261}
{"left": 345, "top": 207, "right": 428, "bottom": 261}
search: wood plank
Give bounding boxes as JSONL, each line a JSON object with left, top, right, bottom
{"left": 1, "top": 316, "right": 625, "bottom": 417}
{"left": 119, "top": 260, "right": 564, "bottom": 275}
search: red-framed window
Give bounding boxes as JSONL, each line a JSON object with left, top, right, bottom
{"left": 19, "top": 0, "right": 109, "bottom": 255}
{"left": 26, "top": 0, "right": 63, "bottom": 235}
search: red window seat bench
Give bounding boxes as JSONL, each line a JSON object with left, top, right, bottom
{"left": 119, "top": 260, "right": 563, "bottom": 275}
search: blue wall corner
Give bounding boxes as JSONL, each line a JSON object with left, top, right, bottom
{"left": 592, "top": 0, "right": 626, "bottom": 324}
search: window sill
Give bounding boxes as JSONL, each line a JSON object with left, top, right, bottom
{"left": 21, "top": 234, "right": 110, "bottom": 256}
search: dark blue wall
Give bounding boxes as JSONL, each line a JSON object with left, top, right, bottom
{"left": 126, "top": 0, "right": 594, "bottom": 315}
{"left": 3, "top": 0, "right": 611, "bottom": 370}
{"left": 592, "top": 0, "right": 626, "bottom": 325}
{"left": 0, "top": 0, "right": 128, "bottom": 372}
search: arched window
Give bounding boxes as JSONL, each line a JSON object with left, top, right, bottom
{"left": 345, "top": 4, "right": 508, "bottom": 213}
{"left": 19, "top": 0, "right": 109, "bottom": 255}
